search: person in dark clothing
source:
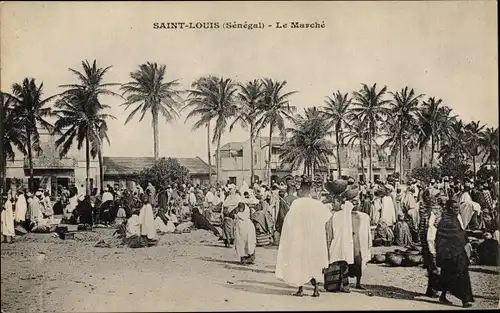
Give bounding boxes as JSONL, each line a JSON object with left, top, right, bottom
{"left": 52, "top": 199, "right": 65, "bottom": 215}
{"left": 191, "top": 207, "right": 220, "bottom": 237}
{"left": 436, "top": 198, "right": 474, "bottom": 308}
{"left": 77, "top": 195, "right": 94, "bottom": 225}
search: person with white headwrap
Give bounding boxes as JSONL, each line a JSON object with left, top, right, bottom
{"left": 139, "top": 194, "right": 156, "bottom": 240}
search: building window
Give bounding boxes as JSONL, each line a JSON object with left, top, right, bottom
{"left": 235, "top": 149, "right": 243, "bottom": 157}
{"left": 229, "top": 177, "right": 237, "bottom": 185}
{"left": 254, "top": 152, "right": 258, "bottom": 165}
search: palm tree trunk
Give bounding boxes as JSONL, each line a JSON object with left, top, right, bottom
{"left": 336, "top": 129, "right": 342, "bottom": 178}
{"left": 311, "top": 162, "right": 315, "bottom": 178}
{"left": 207, "top": 122, "right": 212, "bottom": 184}
{"left": 368, "top": 130, "right": 373, "bottom": 182}
{"left": 152, "top": 111, "right": 159, "bottom": 160}
{"left": 27, "top": 130, "right": 34, "bottom": 192}
{"left": 216, "top": 132, "right": 221, "bottom": 184}
{"left": 250, "top": 124, "right": 254, "bottom": 185}
{"left": 1, "top": 156, "right": 6, "bottom": 196}
{"left": 472, "top": 154, "right": 476, "bottom": 181}
{"left": 360, "top": 138, "right": 365, "bottom": 182}
{"left": 430, "top": 135, "right": 435, "bottom": 167}
{"left": 400, "top": 135, "right": 403, "bottom": 182}
{"left": 98, "top": 147, "right": 104, "bottom": 193}
{"left": 86, "top": 136, "right": 90, "bottom": 195}
{"left": 267, "top": 126, "right": 273, "bottom": 186}
{"left": 420, "top": 147, "right": 424, "bottom": 167}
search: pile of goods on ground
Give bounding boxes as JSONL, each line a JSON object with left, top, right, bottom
{"left": 371, "top": 244, "right": 424, "bottom": 267}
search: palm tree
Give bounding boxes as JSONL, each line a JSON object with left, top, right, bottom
{"left": 386, "top": 87, "right": 423, "bottom": 181}
{"left": 256, "top": 79, "right": 297, "bottom": 185}
{"left": 480, "top": 127, "right": 499, "bottom": 168}
{"left": 53, "top": 88, "right": 115, "bottom": 195}
{"left": 280, "top": 107, "right": 334, "bottom": 176}
{"left": 351, "top": 83, "right": 391, "bottom": 182}
{"left": 60, "top": 60, "right": 120, "bottom": 192}
{"left": 465, "top": 121, "right": 486, "bottom": 179}
{"left": 7, "top": 78, "right": 55, "bottom": 192}
{"left": 439, "top": 119, "right": 469, "bottom": 163}
{"left": 229, "top": 80, "right": 264, "bottom": 184}
{"left": 343, "top": 117, "right": 371, "bottom": 181}
{"left": 322, "top": 91, "right": 352, "bottom": 178}
{"left": 1, "top": 93, "right": 27, "bottom": 194}
{"left": 183, "top": 76, "right": 218, "bottom": 184}
{"left": 121, "top": 62, "right": 183, "bottom": 160}
{"left": 91, "top": 121, "right": 112, "bottom": 193}
{"left": 420, "top": 97, "right": 455, "bottom": 167}
{"left": 185, "top": 77, "right": 239, "bottom": 183}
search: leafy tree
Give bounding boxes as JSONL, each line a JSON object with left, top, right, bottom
{"left": 439, "top": 157, "right": 471, "bottom": 182}
{"left": 410, "top": 166, "right": 441, "bottom": 184}
{"left": 184, "top": 76, "right": 238, "bottom": 183}
{"left": 476, "top": 165, "right": 498, "bottom": 182}
{"left": 121, "top": 62, "right": 183, "bottom": 160}
{"left": 256, "top": 79, "right": 297, "bottom": 185}
{"left": 322, "top": 91, "right": 352, "bottom": 178}
{"left": 137, "top": 157, "right": 190, "bottom": 189}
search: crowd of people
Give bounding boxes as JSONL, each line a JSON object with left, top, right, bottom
{"left": 1, "top": 173, "right": 499, "bottom": 307}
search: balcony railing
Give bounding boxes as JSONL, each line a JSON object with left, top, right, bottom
{"left": 24, "top": 157, "right": 78, "bottom": 169}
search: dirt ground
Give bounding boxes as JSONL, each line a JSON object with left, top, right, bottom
{"left": 1, "top": 228, "right": 498, "bottom": 312}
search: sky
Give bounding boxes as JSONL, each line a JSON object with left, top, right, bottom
{"left": 1, "top": 1, "right": 498, "bottom": 163}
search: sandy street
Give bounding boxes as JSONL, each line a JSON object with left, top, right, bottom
{"left": 1, "top": 229, "right": 498, "bottom": 312}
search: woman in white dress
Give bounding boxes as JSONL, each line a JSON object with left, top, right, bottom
{"left": 234, "top": 202, "right": 257, "bottom": 264}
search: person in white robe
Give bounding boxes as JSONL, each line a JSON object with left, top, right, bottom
{"left": 222, "top": 186, "right": 241, "bottom": 247}
{"left": 381, "top": 188, "right": 397, "bottom": 228}
{"left": 14, "top": 191, "right": 27, "bottom": 225}
{"left": 30, "top": 192, "right": 44, "bottom": 228}
{"left": 188, "top": 187, "right": 197, "bottom": 207}
{"left": 234, "top": 202, "right": 257, "bottom": 264}
{"left": 239, "top": 181, "right": 249, "bottom": 196}
{"left": 2, "top": 194, "right": 15, "bottom": 243}
{"left": 126, "top": 210, "right": 141, "bottom": 238}
{"left": 275, "top": 180, "right": 332, "bottom": 297}
{"left": 139, "top": 197, "right": 156, "bottom": 240}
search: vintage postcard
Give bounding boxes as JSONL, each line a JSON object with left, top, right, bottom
{"left": 1, "top": 1, "right": 498, "bottom": 312}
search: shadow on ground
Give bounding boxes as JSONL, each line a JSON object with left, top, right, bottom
{"left": 469, "top": 267, "right": 499, "bottom": 275}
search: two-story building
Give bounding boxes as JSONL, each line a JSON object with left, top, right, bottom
{"left": 216, "top": 136, "right": 432, "bottom": 186}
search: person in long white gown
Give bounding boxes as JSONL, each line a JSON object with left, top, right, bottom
{"left": 14, "top": 190, "right": 27, "bottom": 226}
{"left": 139, "top": 196, "right": 156, "bottom": 240}
{"left": 1, "top": 194, "right": 15, "bottom": 243}
{"left": 381, "top": 188, "right": 397, "bottom": 228}
{"left": 234, "top": 202, "right": 257, "bottom": 264}
{"left": 275, "top": 179, "right": 332, "bottom": 297}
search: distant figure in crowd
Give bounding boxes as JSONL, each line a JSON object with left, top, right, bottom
{"left": 234, "top": 202, "right": 257, "bottom": 264}
{"left": 275, "top": 178, "right": 332, "bottom": 297}
{"left": 139, "top": 195, "right": 156, "bottom": 241}
{"left": 393, "top": 213, "right": 413, "bottom": 247}
{"left": 1, "top": 194, "right": 15, "bottom": 243}
{"left": 435, "top": 199, "right": 474, "bottom": 308}
{"left": 14, "top": 190, "right": 27, "bottom": 228}
{"left": 251, "top": 202, "right": 273, "bottom": 247}
{"left": 191, "top": 207, "right": 220, "bottom": 237}
{"left": 222, "top": 185, "right": 240, "bottom": 247}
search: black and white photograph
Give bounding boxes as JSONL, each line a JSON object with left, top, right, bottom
{"left": 0, "top": 1, "right": 498, "bottom": 312}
